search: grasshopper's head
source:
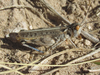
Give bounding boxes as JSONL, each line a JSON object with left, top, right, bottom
{"left": 6, "top": 33, "right": 20, "bottom": 43}
{"left": 67, "top": 23, "right": 81, "bottom": 37}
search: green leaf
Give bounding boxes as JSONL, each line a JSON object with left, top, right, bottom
{"left": 93, "top": 60, "right": 100, "bottom": 65}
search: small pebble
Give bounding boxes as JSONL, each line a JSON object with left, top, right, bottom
{"left": 24, "top": 53, "right": 30, "bottom": 59}
{"left": 55, "top": 72, "right": 60, "bottom": 75}
{"left": 77, "top": 43, "right": 84, "bottom": 48}
{"left": 29, "top": 25, "right": 33, "bottom": 29}
{"left": 84, "top": 40, "right": 91, "bottom": 46}
{"left": 75, "top": 40, "right": 79, "bottom": 44}
{"left": 5, "top": 34, "right": 9, "bottom": 38}
{"left": 88, "top": 25, "right": 93, "bottom": 30}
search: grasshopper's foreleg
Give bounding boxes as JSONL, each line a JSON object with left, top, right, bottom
{"left": 48, "top": 34, "right": 76, "bottom": 51}
{"left": 22, "top": 42, "right": 44, "bottom": 53}
{"left": 48, "top": 34, "right": 69, "bottom": 51}
{"left": 48, "top": 38, "right": 65, "bottom": 51}
{"left": 68, "top": 37, "right": 77, "bottom": 48}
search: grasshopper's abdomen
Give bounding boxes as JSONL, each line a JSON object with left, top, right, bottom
{"left": 18, "top": 27, "right": 64, "bottom": 41}
{"left": 7, "top": 27, "right": 67, "bottom": 44}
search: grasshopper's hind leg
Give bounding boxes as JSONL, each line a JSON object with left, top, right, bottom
{"left": 21, "top": 42, "right": 44, "bottom": 53}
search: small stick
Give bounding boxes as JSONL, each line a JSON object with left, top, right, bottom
{"left": 82, "top": 69, "right": 100, "bottom": 73}
{"left": 81, "top": 30, "right": 99, "bottom": 43}
{"left": 66, "top": 48, "right": 100, "bottom": 64}
{"left": 89, "top": 69, "right": 100, "bottom": 72}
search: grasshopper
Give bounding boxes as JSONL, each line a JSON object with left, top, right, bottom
{"left": 6, "top": 0, "right": 99, "bottom": 53}
{"left": 6, "top": 23, "right": 79, "bottom": 53}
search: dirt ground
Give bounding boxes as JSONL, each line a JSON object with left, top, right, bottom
{"left": 0, "top": 0, "right": 100, "bottom": 75}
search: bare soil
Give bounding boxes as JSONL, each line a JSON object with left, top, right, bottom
{"left": 0, "top": 0, "right": 100, "bottom": 75}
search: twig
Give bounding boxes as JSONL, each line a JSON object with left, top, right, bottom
{"left": 81, "top": 30, "right": 99, "bottom": 43}
{"left": 89, "top": 69, "right": 100, "bottom": 72}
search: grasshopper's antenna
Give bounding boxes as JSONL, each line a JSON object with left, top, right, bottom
{"left": 22, "top": 42, "right": 44, "bottom": 53}
{"left": 79, "top": 0, "right": 91, "bottom": 26}
{"left": 75, "top": 0, "right": 91, "bottom": 37}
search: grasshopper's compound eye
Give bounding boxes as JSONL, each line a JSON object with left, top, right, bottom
{"left": 76, "top": 25, "right": 80, "bottom": 31}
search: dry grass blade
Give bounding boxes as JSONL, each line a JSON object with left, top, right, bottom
{"left": 29, "top": 48, "right": 93, "bottom": 72}
{"left": 79, "top": 0, "right": 91, "bottom": 26}
{"left": 66, "top": 48, "right": 100, "bottom": 64}
{"left": 0, "top": 47, "right": 99, "bottom": 74}
{"left": 89, "top": 28, "right": 100, "bottom": 34}
{"left": 0, "top": 59, "right": 40, "bottom": 74}
{"left": 41, "top": 48, "right": 100, "bottom": 75}
{"left": 0, "top": 64, "right": 24, "bottom": 75}
{"left": 94, "top": 42, "right": 100, "bottom": 48}
{"left": 0, "top": 57, "right": 100, "bottom": 66}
